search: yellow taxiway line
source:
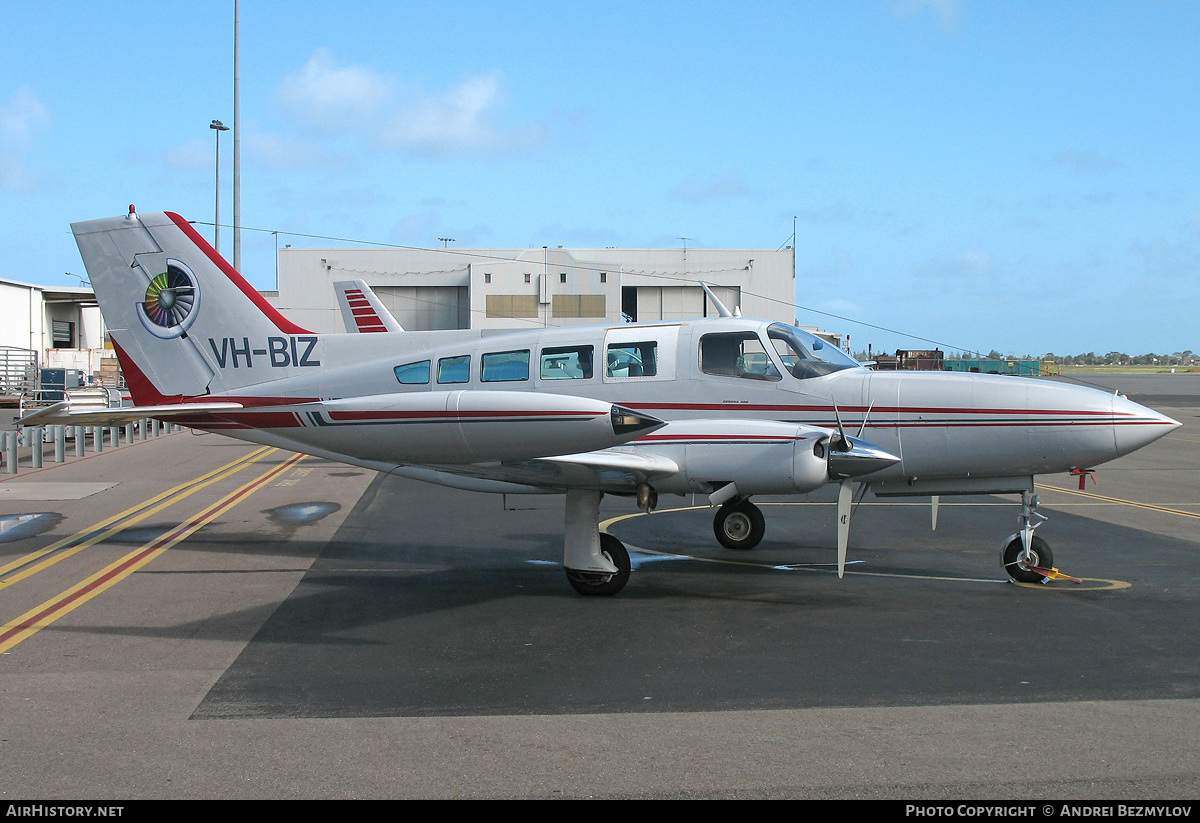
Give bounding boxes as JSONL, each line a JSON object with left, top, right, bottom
{"left": 0, "top": 446, "right": 277, "bottom": 589}
{"left": 0, "top": 451, "right": 306, "bottom": 655}
{"left": 1035, "top": 483, "right": 1200, "bottom": 520}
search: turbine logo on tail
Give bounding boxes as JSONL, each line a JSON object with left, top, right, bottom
{"left": 137, "top": 259, "right": 200, "bottom": 339}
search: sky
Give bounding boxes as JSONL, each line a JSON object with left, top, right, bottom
{"left": 1, "top": 0, "right": 1197, "bottom": 357}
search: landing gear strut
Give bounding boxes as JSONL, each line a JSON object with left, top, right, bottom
{"left": 713, "top": 499, "right": 765, "bottom": 550}
{"left": 562, "top": 488, "right": 631, "bottom": 596}
{"left": 1001, "top": 491, "right": 1053, "bottom": 583}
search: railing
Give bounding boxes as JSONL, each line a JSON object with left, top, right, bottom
{"left": 0, "top": 346, "right": 37, "bottom": 398}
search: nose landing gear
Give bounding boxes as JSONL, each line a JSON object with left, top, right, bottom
{"left": 1001, "top": 492, "right": 1080, "bottom": 584}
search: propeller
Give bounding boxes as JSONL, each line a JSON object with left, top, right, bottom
{"left": 824, "top": 399, "right": 897, "bottom": 578}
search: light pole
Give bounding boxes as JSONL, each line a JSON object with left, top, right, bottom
{"left": 438, "top": 237, "right": 456, "bottom": 248}
{"left": 210, "top": 119, "right": 229, "bottom": 254}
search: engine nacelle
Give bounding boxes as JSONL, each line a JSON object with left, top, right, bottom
{"left": 627, "top": 419, "right": 835, "bottom": 496}
{"left": 627, "top": 419, "right": 900, "bottom": 497}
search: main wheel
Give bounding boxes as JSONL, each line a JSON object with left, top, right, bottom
{"left": 1002, "top": 535, "right": 1053, "bottom": 583}
{"left": 713, "top": 500, "right": 766, "bottom": 550}
{"left": 565, "top": 533, "right": 631, "bottom": 596}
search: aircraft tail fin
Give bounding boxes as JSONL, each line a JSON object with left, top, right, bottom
{"left": 71, "top": 208, "right": 318, "bottom": 404}
{"left": 334, "top": 279, "right": 404, "bottom": 333}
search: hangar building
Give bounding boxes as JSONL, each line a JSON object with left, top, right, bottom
{"left": 268, "top": 246, "right": 796, "bottom": 334}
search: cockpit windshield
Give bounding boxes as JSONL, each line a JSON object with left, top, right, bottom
{"left": 766, "top": 323, "right": 861, "bottom": 379}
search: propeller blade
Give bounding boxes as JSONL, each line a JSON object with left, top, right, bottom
{"left": 832, "top": 402, "right": 848, "bottom": 450}
{"left": 837, "top": 477, "right": 852, "bottom": 578}
{"left": 857, "top": 402, "right": 874, "bottom": 438}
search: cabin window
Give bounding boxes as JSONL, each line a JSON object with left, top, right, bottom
{"left": 540, "top": 345, "right": 593, "bottom": 380}
{"left": 606, "top": 341, "right": 657, "bottom": 378}
{"left": 481, "top": 350, "right": 530, "bottom": 382}
{"left": 394, "top": 360, "right": 430, "bottom": 385}
{"left": 437, "top": 355, "right": 471, "bottom": 384}
{"left": 700, "top": 332, "right": 781, "bottom": 381}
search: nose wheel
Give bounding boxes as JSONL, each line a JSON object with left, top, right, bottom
{"left": 713, "top": 499, "right": 765, "bottom": 550}
{"left": 1002, "top": 534, "right": 1054, "bottom": 583}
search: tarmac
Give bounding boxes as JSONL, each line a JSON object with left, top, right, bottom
{"left": 0, "top": 373, "right": 1197, "bottom": 799}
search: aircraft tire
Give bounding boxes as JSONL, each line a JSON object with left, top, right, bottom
{"left": 565, "top": 533, "right": 631, "bottom": 596}
{"left": 713, "top": 500, "right": 765, "bottom": 550}
{"left": 1002, "top": 535, "right": 1053, "bottom": 583}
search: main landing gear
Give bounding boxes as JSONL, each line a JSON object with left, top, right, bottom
{"left": 562, "top": 488, "right": 631, "bottom": 596}
{"left": 565, "top": 533, "right": 631, "bottom": 597}
{"left": 713, "top": 499, "right": 765, "bottom": 550}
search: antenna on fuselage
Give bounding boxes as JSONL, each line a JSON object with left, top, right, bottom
{"left": 700, "top": 282, "right": 734, "bottom": 318}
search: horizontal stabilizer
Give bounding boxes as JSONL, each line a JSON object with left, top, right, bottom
{"left": 17, "top": 401, "right": 244, "bottom": 427}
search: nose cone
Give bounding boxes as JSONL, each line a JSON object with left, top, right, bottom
{"left": 1112, "top": 394, "right": 1181, "bottom": 458}
{"left": 828, "top": 435, "right": 902, "bottom": 479}
{"left": 610, "top": 405, "right": 665, "bottom": 437}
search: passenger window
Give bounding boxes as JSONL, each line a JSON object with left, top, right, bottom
{"left": 700, "top": 332, "right": 780, "bottom": 381}
{"left": 481, "top": 350, "right": 530, "bottom": 382}
{"left": 540, "top": 345, "right": 593, "bottom": 380}
{"left": 394, "top": 360, "right": 430, "bottom": 385}
{"left": 606, "top": 341, "right": 657, "bottom": 378}
{"left": 437, "top": 355, "right": 470, "bottom": 384}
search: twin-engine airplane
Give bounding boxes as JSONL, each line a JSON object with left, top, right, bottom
{"left": 23, "top": 208, "right": 1180, "bottom": 596}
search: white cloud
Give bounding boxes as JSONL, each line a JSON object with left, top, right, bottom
{"left": 277, "top": 49, "right": 545, "bottom": 158}
{"left": 0, "top": 87, "right": 51, "bottom": 191}
{"left": 277, "top": 48, "right": 391, "bottom": 133}
{"left": 376, "top": 73, "right": 545, "bottom": 158}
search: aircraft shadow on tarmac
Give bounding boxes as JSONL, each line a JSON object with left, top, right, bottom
{"left": 178, "top": 474, "right": 1200, "bottom": 720}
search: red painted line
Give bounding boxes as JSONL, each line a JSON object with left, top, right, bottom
{"left": 325, "top": 409, "right": 601, "bottom": 421}
{"left": 622, "top": 402, "right": 1131, "bottom": 418}
{"left": 0, "top": 454, "right": 303, "bottom": 648}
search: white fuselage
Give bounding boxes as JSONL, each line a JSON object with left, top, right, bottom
{"left": 184, "top": 317, "right": 1176, "bottom": 493}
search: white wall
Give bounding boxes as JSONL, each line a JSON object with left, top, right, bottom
{"left": 271, "top": 247, "right": 795, "bottom": 333}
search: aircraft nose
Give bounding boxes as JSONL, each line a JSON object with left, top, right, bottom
{"left": 1111, "top": 394, "right": 1180, "bottom": 457}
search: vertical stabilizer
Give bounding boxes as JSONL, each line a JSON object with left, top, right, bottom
{"left": 333, "top": 279, "right": 404, "bottom": 333}
{"left": 72, "top": 210, "right": 317, "bottom": 403}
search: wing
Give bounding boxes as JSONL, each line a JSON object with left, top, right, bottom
{"left": 389, "top": 449, "right": 681, "bottom": 495}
